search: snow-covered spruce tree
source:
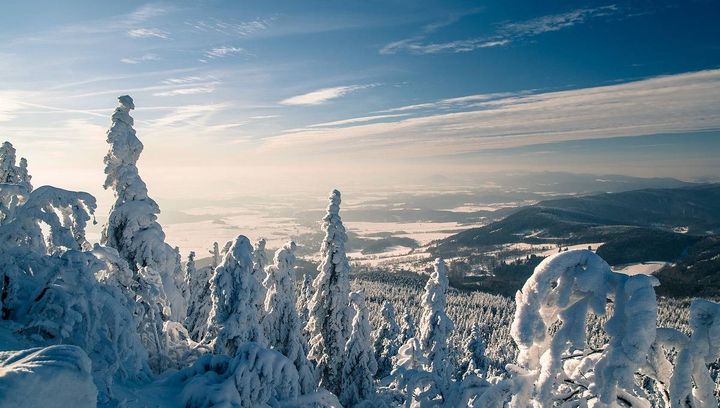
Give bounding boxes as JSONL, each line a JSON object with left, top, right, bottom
{"left": 176, "top": 342, "right": 341, "bottom": 407}
{"left": 204, "top": 235, "right": 265, "bottom": 355}
{"left": 253, "top": 238, "right": 269, "bottom": 315}
{"left": 0, "top": 184, "right": 151, "bottom": 398}
{"left": 0, "top": 142, "right": 32, "bottom": 208}
{"left": 135, "top": 265, "right": 170, "bottom": 372}
{"left": 373, "top": 301, "right": 401, "bottom": 379}
{"left": 185, "top": 259, "right": 213, "bottom": 342}
{"left": 646, "top": 299, "right": 720, "bottom": 407}
{"left": 306, "top": 189, "right": 353, "bottom": 395}
{"left": 0, "top": 141, "right": 33, "bottom": 193}
{"left": 0, "top": 142, "right": 21, "bottom": 185}
{"left": 17, "top": 157, "right": 32, "bottom": 192}
{"left": 461, "top": 323, "right": 488, "bottom": 378}
{"left": 263, "top": 241, "right": 316, "bottom": 394}
{"left": 173, "top": 246, "right": 189, "bottom": 321}
{"left": 419, "top": 257, "right": 454, "bottom": 390}
{"left": 398, "top": 310, "right": 417, "bottom": 345}
{"left": 183, "top": 251, "right": 196, "bottom": 308}
{"left": 340, "top": 292, "right": 378, "bottom": 407}
{"left": 298, "top": 272, "right": 314, "bottom": 330}
{"left": 210, "top": 241, "right": 221, "bottom": 268}
{"left": 101, "top": 95, "right": 185, "bottom": 322}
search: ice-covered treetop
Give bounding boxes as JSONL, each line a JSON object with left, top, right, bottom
{"left": 322, "top": 189, "right": 347, "bottom": 248}
{"left": 103, "top": 95, "right": 148, "bottom": 201}
{"left": 274, "top": 241, "right": 297, "bottom": 271}
{"left": 327, "top": 189, "right": 341, "bottom": 216}
{"left": 431, "top": 257, "right": 449, "bottom": 290}
{"left": 349, "top": 291, "right": 366, "bottom": 308}
{"left": 118, "top": 95, "right": 135, "bottom": 110}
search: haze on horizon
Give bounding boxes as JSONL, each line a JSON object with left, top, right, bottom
{"left": 1, "top": 0, "right": 719, "bottom": 214}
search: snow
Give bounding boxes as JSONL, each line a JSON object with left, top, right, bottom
{"left": 613, "top": 261, "right": 668, "bottom": 276}
{"left": 347, "top": 221, "right": 485, "bottom": 246}
{"left": 0, "top": 345, "right": 97, "bottom": 408}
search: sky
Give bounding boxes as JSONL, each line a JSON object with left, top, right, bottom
{"left": 1, "top": 0, "right": 719, "bottom": 208}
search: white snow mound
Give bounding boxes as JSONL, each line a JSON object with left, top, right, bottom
{"left": 0, "top": 345, "right": 97, "bottom": 408}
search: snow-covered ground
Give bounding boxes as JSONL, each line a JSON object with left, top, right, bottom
{"left": 613, "top": 261, "right": 669, "bottom": 276}
{"left": 347, "top": 221, "right": 486, "bottom": 246}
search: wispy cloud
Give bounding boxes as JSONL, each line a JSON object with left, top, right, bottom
{"left": 153, "top": 86, "right": 216, "bottom": 97}
{"left": 149, "top": 104, "right": 227, "bottom": 128}
{"left": 381, "top": 91, "right": 526, "bottom": 113}
{"left": 280, "top": 84, "right": 377, "bottom": 106}
{"left": 203, "top": 46, "right": 245, "bottom": 59}
{"left": 120, "top": 53, "right": 161, "bottom": 64}
{"left": 307, "top": 113, "right": 409, "bottom": 128}
{"left": 127, "top": 28, "right": 170, "bottom": 39}
{"left": 0, "top": 92, "right": 27, "bottom": 122}
{"left": 381, "top": 5, "right": 618, "bottom": 54}
{"left": 263, "top": 70, "right": 720, "bottom": 158}
{"left": 187, "top": 17, "right": 274, "bottom": 36}
{"left": 129, "top": 4, "right": 170, "bottom": 22}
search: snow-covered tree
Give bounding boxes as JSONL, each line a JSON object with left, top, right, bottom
{"left": 306, "top": 189, "right": 353, "bottom": 395}
{"left": 101, "top": 95, "right": 185, "bottom": 322}
{"left": 399, "top": 310, "right": 417, "bottom": 345}
{"left": 17, "top": 157, "right": 32, "bottom": 192}
{"left": 253, "top": 237, "right": 268, "bottom": 314}
{"left": 373, "top": 301, "right": 401, "bottom": 379}
{"left": 183, "top": 251, "right": 196, "bottom": 306}
{"left": 263, "top": 241, "right": 316, "bottom": 394}
{"left": 461, "top": 323, "right": 488, "bottom": 378}
{"left": 646, "top": 299, "right": 720, "bottom": 407}
{"left": 419, "top": 257, "right": 454, "bottom": 387}
{"left": 210, "top": 241, "right": 220, "bottom": 269}
{"left": 0, "top": 182, "right": 151, "bottom": 397}
{"left": 0, "top": 142, "right": 32, "bottom": 200}
{"left": 509, "top": 249, "right": 659, "bottom": 407}
{"left": 298, "top": 272, "right": 314, "bottom": 329}
{"left": 0, "top": 142, "right": 21, "bottom": 185}
{"left": 340, "top": 292, "right": 378, "bottom": 407}
{"left": 177, "top": 342, "right": 340, "bottom": 407}
{"left": 185, "top": 264, "right": 212, "bottom": 342}
{"left": 205, "top": 235, "right": 265, "bottom": 355}
{"left": 172, "top": 246, "right": 188, "bottom": 322}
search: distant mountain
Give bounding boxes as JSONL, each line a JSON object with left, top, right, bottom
{"left": 472, "top": 171, "right": 695, "bottom": 195}
{"left": 437, "top": 184, "right": 720, "bottom": 252}
{"left": 434, "top": 184, "right": 720, "bottom": 297}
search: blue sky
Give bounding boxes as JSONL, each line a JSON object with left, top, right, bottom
{"left": 0, "top": 0, "right": 719, "bottom": 200}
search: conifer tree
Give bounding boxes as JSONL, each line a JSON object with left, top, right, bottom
{"left": 263, "top": 241, "right": 315, "bottom": 393}
{"left": 101, "top": 95, "right": 185, "bottom": 322}
{"left": 306, "top": 189, "right": 353, "bottom": 395}
{"left": 205, "top": 235, "right": 264, "bottom": 355}
{"left": 340, "top": 292, "right": 377, "bottom": 407}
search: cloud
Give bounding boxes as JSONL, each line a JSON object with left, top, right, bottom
{"left": 381, "top": 5, "right": 618, "bottom": 54}
{"left": 381, "top": 91, "right": 525, "bottom": 112}
{"left": 204, "top": 46, "right": 245, "bottom": 59}
{"left": 120, "top": 53, "right": 161, "bottom": 64}
{"left": 149, "top": 104, "right": 227, "bottom": 128}
{"left": 129, "top": 4, "right": 170, "bottom": 22}
{"left": 307, "top": 113, "right": 409, "bottom": 128}
{"left": 154, "top": 86, "right": 216, "bottom": 97}
{"left": 262, "top": 70, "right": 720, "bottom": 158}
{"left": 127, "top": 28, "right": 170, "bottom": 39}
{"left": 500, "top": 6, "right": 617, "bottom": 37}
{"left": 0, "top": 92, "right": 27, "bottom": 122}
{"left": 187, "top": 17, "right": 273, "bottom": 36}
{"left": 280, "top": 84, "right": 376, "bottom": 106}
